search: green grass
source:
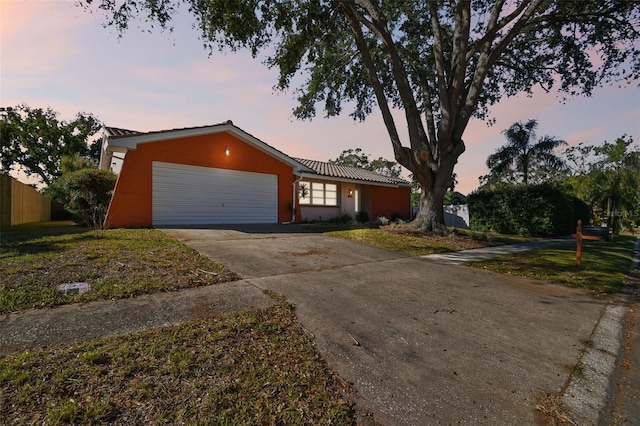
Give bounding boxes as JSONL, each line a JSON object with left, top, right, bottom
{"left": 327, "top": 228, "right": 459, "bottom": 256}
{"left": 447, "top": 228, "right": 543, "bottom": 245}
{"left": 0, "top": 222, "right": 238, "bottom": 313}
{"left": 0, "top": 302, "right": 355, "bottom": 425}
{"left": 470, "top": 235, "right": 637, "bottom": 294}
{"left": 326, "top": 226, "right": 539, "bottom": 256}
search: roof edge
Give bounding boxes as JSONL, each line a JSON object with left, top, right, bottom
{"left": 104, "top": 122, "right": 310, "bottom": 172}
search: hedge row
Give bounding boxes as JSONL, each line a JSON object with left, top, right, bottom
{"left": 467, "top": 184, "right": 590, "bottom": 236}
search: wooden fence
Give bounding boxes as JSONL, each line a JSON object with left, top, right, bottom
{"left": 0, "top": 175, "right": 51, "bottom": 226}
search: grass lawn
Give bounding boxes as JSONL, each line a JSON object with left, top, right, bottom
{"left": 0, "top": 222, "right": 238, "bottom": 313}
{"left": 0, "top": 222, "right": 356, "bottom": 424}
{"left": 0, "top": 302, "right": 355, "bottom": 425}
{"left": 470, "top": 234, "right": 638, "bottom": 295}
{"left": 327, "top": 225, "right": 539, "bottom": 256}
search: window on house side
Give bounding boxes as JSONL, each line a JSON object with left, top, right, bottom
{"left": 299, "top": 182, "right": 338, "bottom": 206}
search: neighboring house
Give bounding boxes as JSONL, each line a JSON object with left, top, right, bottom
{"left": 99, "top": 121, "right": 411, "bottom": 228}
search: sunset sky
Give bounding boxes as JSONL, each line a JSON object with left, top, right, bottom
{"left": 2, "top": 0, "right": 639, "bottom": 194}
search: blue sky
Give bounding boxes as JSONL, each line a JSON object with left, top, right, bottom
{"left": 2, "top": 0, "right": 639, "bottom": 194}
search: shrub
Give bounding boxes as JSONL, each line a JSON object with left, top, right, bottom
{"left": 467, "top": 183, "right": 590, "bottom": 236}
{"left": 377, "top": 216, "right": 390, "bottom": 225}
{"left": 48, "top": 169, "right": 117, "bottom": 229}
{"left": 355, "top": 211, "right": 369, "bottom": 223}
{"left": 391, "top": 212, "right": 405, "bottom": 222}
{"left": 328, "top": 213, "right": 353, "bottom": 224}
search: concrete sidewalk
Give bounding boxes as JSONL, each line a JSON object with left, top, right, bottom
{"left": 0, "top": 281, "right": 274, "bottom": 356}
{"left": 0, "top": 229, "right": 633, "bottom": 425}
{"left": 423, "top": 237, "right": 571, "bottom": 264}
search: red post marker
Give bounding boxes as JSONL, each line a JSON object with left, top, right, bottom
{"left": 576, "top": 219, "right": 583, "bottom": 266}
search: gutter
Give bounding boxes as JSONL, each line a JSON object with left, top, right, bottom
{"left": 289, "top": 174, "right": 304, "bottom": 223}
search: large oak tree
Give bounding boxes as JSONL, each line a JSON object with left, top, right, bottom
{"left": 83, "top": 0, "right": 640, "bottom": 232}
{"left": 0, "top": 105, "right": 101, "bottom": 186}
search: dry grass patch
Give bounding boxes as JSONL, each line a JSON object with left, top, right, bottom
{"left": 0, "top": 302, "right": 355, "bottom": 425}
{"left": 0, "top": 222, "right": 238, "bottom": 313}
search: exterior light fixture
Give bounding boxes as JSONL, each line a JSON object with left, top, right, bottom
{"left": 225, "top": 145, "right": 230, "bottom": 156}
{"left": 348, "top": 189, "right": 353, "bottom": 197}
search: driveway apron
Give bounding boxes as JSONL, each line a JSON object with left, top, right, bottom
{"left": 163, "top": 227, "right": 607, "bottom": 425}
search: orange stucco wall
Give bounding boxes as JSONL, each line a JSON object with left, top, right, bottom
{"left": 105, "top": 133, "right": 295, "bottom": 228}
{"left": 370, "top": 185, "right": 411, "bottom": 220}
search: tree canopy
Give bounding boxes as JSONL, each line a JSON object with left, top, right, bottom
{"left": 483, "top": 119, "right": 567, "bottom": 186}
{"left": 330, "top": 148, "right": 402, "bottom": 177}
{"left": 564, "top": 136, "right": 639, "bottom": 233}
{"left": 82, "top": 0, "right": 640, "bottom": 231}
{"left": 0, "top": 105, "right": 101, "bottom": 186}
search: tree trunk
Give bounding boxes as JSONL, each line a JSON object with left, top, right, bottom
{"left": 412, "top": 178, "right": 450, "bottom": 234}
{"left": 412, "top": 186, "right": 447, "bottom": 234}
{"left": 409, "top": 154, "right": 456, "bottom": 234}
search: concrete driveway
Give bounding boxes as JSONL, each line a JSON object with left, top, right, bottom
{"left": 162, "top": 226, "right": 608, "bottom": 425}
{"left": 162, "top": 225, "right": 408, "bottom": 279}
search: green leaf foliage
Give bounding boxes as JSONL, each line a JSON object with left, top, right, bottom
{"left": 563, "top": 135, "right": 639, "bottom": 233}
{"left": 329, "top": 148, "right": 402, "bottom": 177}
{"left": 47, "top": 169, "right": 117, "bottom": 229}
{"left": 483, "top": 119, "right": 567, "bottom": 186}
{"left": 0, "top": 105, "right": 101, "bottom": 186}
{"left": 468, "top": 183, "right": 590, "bottom": 236}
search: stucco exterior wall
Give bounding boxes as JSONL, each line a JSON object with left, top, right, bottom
{"left": 298, "top": 179, "right": 410, "bottom": 223}
{"left": 370, "top": 185, "right": 412, "bottom": 220}
{"left": 105, "top": 132, "right": 295, "bottom": 228}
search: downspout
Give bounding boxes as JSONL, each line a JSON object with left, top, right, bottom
{"left": 409, "top": 186, "right": 413, "bottom": 220}
{"left": 284, "top": 174, "right": 303, "bottom": 224}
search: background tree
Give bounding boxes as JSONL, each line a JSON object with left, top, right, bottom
{"left": 483, "top": 119, "right": 567, "bottom": 185}
{"left": 0, "top": 104, "right": 101, "bottom": 186}
{"left": 330, "top": 148, "right": 402, "bottom": 177}
{"left": 83, "top": 0, "right": 640, "bottom": 232}
{"left": 564, "top": 136, "right": 639, "bottom": 234}
{"left": 329, "top": 148, "right": 370, "bottom": 169}
{"left": 60, "top": 153, "right": 97, "bottom": 174}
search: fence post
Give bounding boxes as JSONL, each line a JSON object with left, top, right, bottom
{"left": 576, "top": 219, "right": 583, "bottom": 266}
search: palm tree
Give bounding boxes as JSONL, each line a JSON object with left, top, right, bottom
{"left": 486, "top": 119, "right": 567, "bottom": 185}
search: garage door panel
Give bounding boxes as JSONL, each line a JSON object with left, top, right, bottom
{"left": 152, "top": 162, "right": 278, "bottom": 225}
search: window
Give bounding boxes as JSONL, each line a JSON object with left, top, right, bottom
{"left": 299, "top": 181, "right": 337, "bottom": 206}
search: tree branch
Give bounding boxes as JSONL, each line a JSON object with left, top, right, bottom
{"left": 339, "top": 2, "right": 412, "bottom": 168}
{"left": 421, "top": 79, "right": 438, "bottom": 155}
{"left": 428, "top": 0, "right": 451, "bottom": 130}
{"left": 465, "top": 0, "right": 527, "bottom": 61}
{"left": 456, "top": 0, "right": 546, "bottom": 139}
{"left": 448, "top": 0, "right": 471, "bottom": 137}
{"left": 351, "top": 0, "right": 434, "bottom": 170}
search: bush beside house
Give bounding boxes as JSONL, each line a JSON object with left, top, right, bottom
{"left": 468, "top": 184, "right": 590, "bottom": 236}
{"left": 47, "top": 169, "right": 117, "bottom": 229}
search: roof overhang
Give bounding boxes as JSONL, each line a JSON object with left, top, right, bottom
{"left": 297, "top": 171, "right": 411, "bottom": 188}
{"left": 100, "top": 123, "right": 311, "bottom": 173}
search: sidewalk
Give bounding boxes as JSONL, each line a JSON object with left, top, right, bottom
{"left": 423, "top": 236, "right": 571, "bottom": 264}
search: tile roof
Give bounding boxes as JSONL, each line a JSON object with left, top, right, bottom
{"left": 103, "top": 123, "right": 408, "bottom": 186}
{"left": 105, "top": 122, "right": 239, "bottom": 140}
{"left": 294, "top": 158, "right": 410, "bottom": 186}
{"left": 103, "top": 121, "right": 304, "bottom": 170}
{"left": 104, "top": 126, "right": 143, "bottom": 137}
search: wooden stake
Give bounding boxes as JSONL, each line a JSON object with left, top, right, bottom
{"left": 576, "top": 220, "right": 583, "bottom": 266}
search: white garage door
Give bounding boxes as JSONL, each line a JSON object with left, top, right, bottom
{"left": 152, "top": 161, "right": 278, "bottom": 225}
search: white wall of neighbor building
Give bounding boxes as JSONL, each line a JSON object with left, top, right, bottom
{"left": 444, "top": 205, "right": 469, "bottom": 229}
{"left": 412, "top": 204, "right": 470, "bottom": 229}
